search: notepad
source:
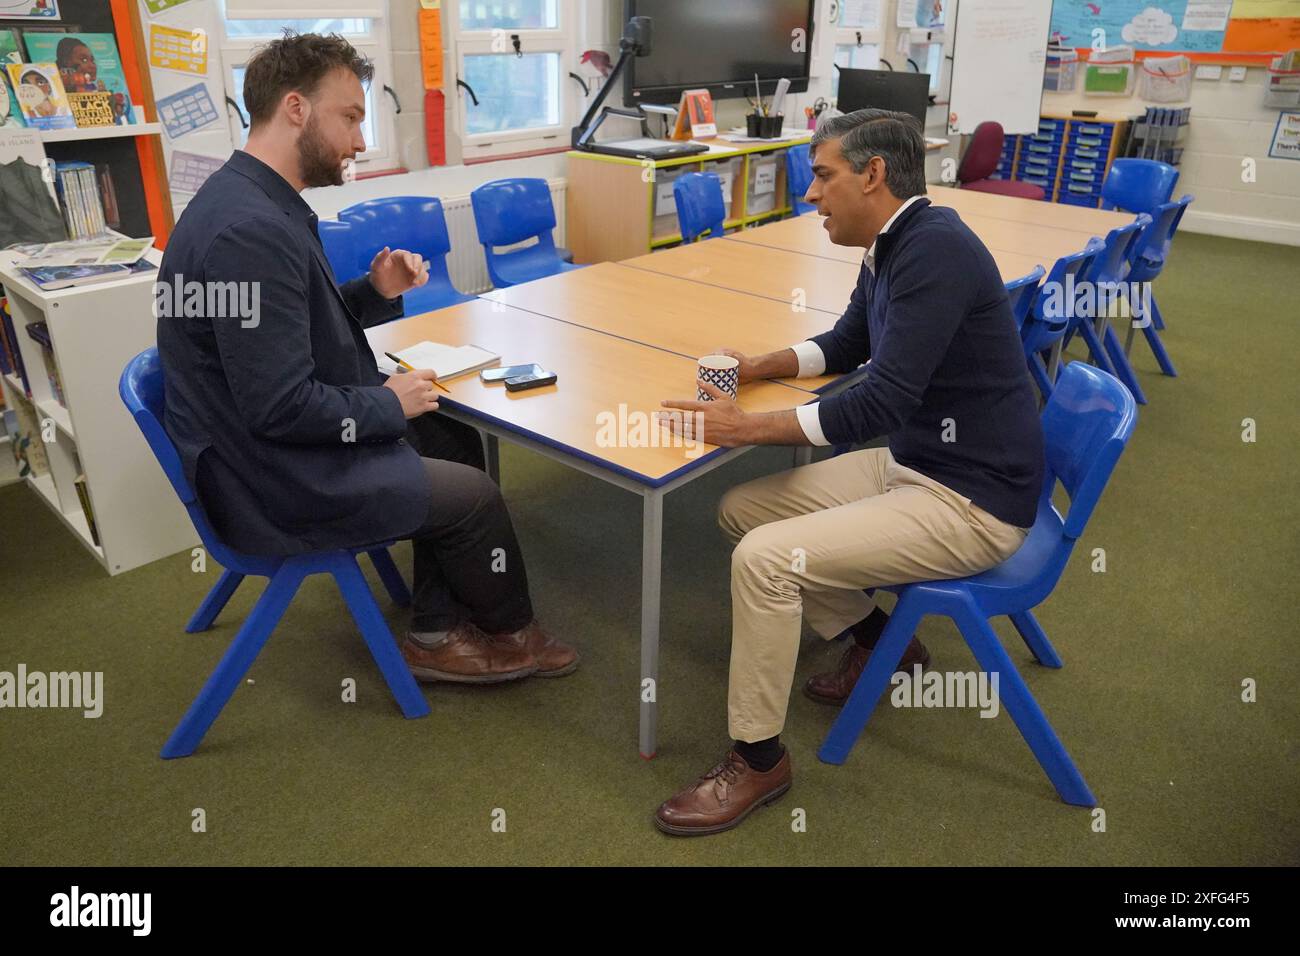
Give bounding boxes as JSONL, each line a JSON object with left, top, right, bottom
{"left": 375, "top": 341, "right": 500, "bottom": 380}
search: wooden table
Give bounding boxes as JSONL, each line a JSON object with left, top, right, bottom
{"left": 724, "top": 214, "right": 1051, "bottom": 283}
{"left": 367, "top": 298, "right": 821, "bottom": 757}
{"left": 927, "top": 184, "right": 1134, "bottom": 235}
{"left": 481, "top": 262, "right": 842, "bottom": 393}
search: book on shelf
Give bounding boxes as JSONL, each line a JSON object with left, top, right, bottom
{"left": 19, "top": 257, "right": 156, "bottom": 291}
{"left": 0, "top": 291, "right": 28, "bottom": 396}
{"left": 5, "top": 62, "right": 75, "bottom": 132}
{"left": 0, "top": 30, "right": 25, "bottom": 130}
{"left": 74, "top": 473, "right": 100, "bottom": 546}
{"left": 0, "top": 127, "right": 66, "bottom": 246}
{"left": 6, "top": 386, "right": 47, "bottom": 479}
{"left": 22, "top": 32, "right": 135, "bottom": 129}
{"left": 53, "top": 161, "right": 108, "bottom": 239}
{"left": 24, "top": 318, "right": 64, "bottom": 406}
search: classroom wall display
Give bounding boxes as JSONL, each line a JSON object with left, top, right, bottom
{"left": 143, "top": 0, "right": 198, "bottom": 14}
{"left": 148, "top": 22, "right": 206, "bottom": 76}
{"left": 0, "top": 1, "right": 60, "bottom": 21}
{"left": 166, "top": 147, "right": 220, "bottom": 192}
{"left": 155, "top": 80, "right": 217, "bottom": 138}
{"left": 1268, "top": 109, "right": 1300, "bottom": 158}
{"left": 5, "top": 61, "right": 74, "bottom": 129}
{"left": 1053, "top": 0, "right": 1300, "bottom": 61}
{"left": 22, "top": 31, "right": 134, "bottom": 125}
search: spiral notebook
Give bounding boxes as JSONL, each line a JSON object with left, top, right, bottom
{"left": 374, "top": 340, "right": 500, "bottom": 380}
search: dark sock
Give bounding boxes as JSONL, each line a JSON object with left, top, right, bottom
{"left": 734, "top": 736, "right": 783, "bottom": 772}
{"left": 850, "top": 606, "right": 891, "bottom": 650}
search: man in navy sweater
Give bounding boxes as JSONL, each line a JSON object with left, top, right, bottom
{"left": 654, "top": 109, "right": 1044, "bottom": 836}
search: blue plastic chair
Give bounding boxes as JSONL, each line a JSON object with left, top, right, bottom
{"left": 316, "top": 218, "right": 362, "bottom": 284}
{"left": 119, "top": 348, "right": 429, "bottom": 758}
{"left": 1125, "top": 194, "right": 1193, "bottom": 358}
{"left": 819, "top": 361, "right": 1138, "bottom": 807}
{"left": 786, "top": 143, "right": 815, "bottom": 215}
{"left": 1100, "top": 158, "right": 1178, "bottom": 216}
{"left": 1021, "top": 238, "right": 1105, "bottom": 402}
{"left": 1069, "top": 215, "right": 1151, "bottom": 404}
{"left": 470, "top": 178, "right": 583, "bottom": 287}
{"left": 1005, "top": 265, "right": 1046, "bottom": 331}
{"left": 673, "top": 172, "right": 727, "bottom": 243}
{"left": 339, "top": 196, "right": 476, "bottom": 317}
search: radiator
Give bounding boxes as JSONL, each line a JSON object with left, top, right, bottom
{"left": 441, "top": 181, "right": 567, "bottom": 295}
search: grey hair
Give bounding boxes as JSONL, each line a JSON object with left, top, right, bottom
{"left": 810, "top": 108, "right": 927, "bottom": 200}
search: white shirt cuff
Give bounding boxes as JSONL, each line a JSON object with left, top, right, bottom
{"left": 790, "top": 340, "right": 827, "bottom": 378}
{"left": 796, "top": 402, "right": 831, "bottom": 447}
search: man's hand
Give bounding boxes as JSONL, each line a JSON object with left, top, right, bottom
{"left": 368, "top": 246, "right": 430, "bottom": 299}
{"left": 657, "top": 381, "right": 753, "bottom": 447}
{"left": 383, "top": 368, "right": 440, "bottom": 419}
{"left": 712, "top": 348, "right": 761, "bottom": 385}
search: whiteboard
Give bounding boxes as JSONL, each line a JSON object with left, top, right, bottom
{"left": 947, "top": 0, "right": 1054, "bottom": 136}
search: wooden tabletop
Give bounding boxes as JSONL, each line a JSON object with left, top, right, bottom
{"left": 366, "top": 298, "right": 813, "bottom": 486}
{"left": 619, "top": 239, "right": 862, "bottom": 317}
{"left": 481, "top": 262, "right": 842, "bottom": 392}
{"left": 927, "top": 185, "right": 1134, "bottom": 234}
{"left": 723, "top": 215, "right": 1050, "bottom": 283}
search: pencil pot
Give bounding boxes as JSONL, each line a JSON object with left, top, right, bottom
{"left": 747, "top": 114, "right": 784, "bottom": 138}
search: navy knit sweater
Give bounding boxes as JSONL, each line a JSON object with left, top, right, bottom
{"left": 811, "top": 197, "right": 1044, "bottom": 528}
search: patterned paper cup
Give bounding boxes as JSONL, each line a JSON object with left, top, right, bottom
{"left": 697, "top": 354, "right": 739, "bottom": 401}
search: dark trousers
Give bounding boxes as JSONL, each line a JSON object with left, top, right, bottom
{"left": 403, "top": 413, "right": 534, "bottom": 635}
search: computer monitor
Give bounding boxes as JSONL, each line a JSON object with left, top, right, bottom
{"left": 836, "top": 69, "right": 931, "bottom": 130}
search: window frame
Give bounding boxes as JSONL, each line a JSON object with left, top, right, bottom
{"left": 217, "top": 2, "right": 398, "bottom": 172}
{"left": 826, "top": 1, "right": 884, "bottom": 103}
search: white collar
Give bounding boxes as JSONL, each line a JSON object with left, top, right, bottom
{"left": 864, "top": 194, "right": 926, "bottom": 275}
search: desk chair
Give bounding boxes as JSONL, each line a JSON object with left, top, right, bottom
{"left": 1100, "top": 158, "right": 1178, "bottom": 216}
{"left": 1005, "top": 264, "right": 1046, "bottom": 331}
{"left": 317, "top": 218, "right": 362, "bottom": 284}
{"left": 820, "top": 361, "right": 1138, "bottom": 808}
{"left": 786, "top": 143, "right": 815, "bottom": 215}
{"left": 1124, "top": 195, "right": 1193, "bottom": 373}
{"left": 1022, "top": 238, "right": 1105, "bottom": 402}
{"left": 673, "top": 172, "right": 727, "bottom": 242}
{"left": 339, "top": 196, "right": 476, "bottom": 317}
{"left": 470, "top": 178, "right": 583, "bottom": 287}
{"left": 119, "top": 348, "right": 429, "bottom": 758}
{"left": 1069, "top": 215, "right": 1151, "bottom": 405}
{"left": 957, "top": 121, "right": 1046, "bottom": 201}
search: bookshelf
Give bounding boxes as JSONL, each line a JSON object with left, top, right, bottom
{"left": 40, "top": 122, "right": 165, "bottom": 144}
{"left": 0, "top": 252, "right": 197, "bottom": 574}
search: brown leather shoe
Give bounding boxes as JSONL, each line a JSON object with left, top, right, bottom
{"left": 654, "top": 749, "right": 792, "bottom": 837}
{"left": 494, "top": 619, "right": 580, "bottom": 677}
{"left": 803, "top": 638, "right": 931, "bottom": 706}
{"left": 401, "top": 622, "right": 537, "bottom": 684}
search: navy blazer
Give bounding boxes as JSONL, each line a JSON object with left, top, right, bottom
{"left": 156, "top": 150, "right": 430, "bottom": 556}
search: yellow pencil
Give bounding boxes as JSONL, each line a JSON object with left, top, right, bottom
{"left": 385, "top": 352, "right": 450, "bottom": 393}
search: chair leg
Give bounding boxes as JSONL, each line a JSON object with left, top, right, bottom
{"left": 1009, "top": 610, "right": 1063, "bottom": 668}
{"left": 1102, "top": 324, "right": 1147, "bottom": 404}
{"left": 1141, "top": 321, "right": 1178, "bottom": 377}
{"left": 1078, "top": 318, "right": 1116, "bottom": 375}
{"left": 366, "top": 547, "right": 411, "bottom": 607}
{"left": 818, "top": 592, "right": 926, "bottom": 765}
{"left": 331, "top": 556, "right": 430, "bottom": 720}
{"left": 185, "top": 568, "right": 244, "bottom": 633}
{"left": 1027, "top": 353, "right": 1054, "bottom": 403}
{"left": 1150, "top": 293, "right": 1165, "bottom": 330}
{"left": 956, "top": 601, "right": 1095, "bottom": 806}
{"left": 162, "top": 564, "right": 305, "bottom": 758}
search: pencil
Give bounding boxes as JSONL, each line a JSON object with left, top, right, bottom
{"left": 385, "top": 352, "right": 451, "bottom": 393}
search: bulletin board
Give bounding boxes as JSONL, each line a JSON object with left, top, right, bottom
{"left": 1050, "top": 0, "right": 1300, "bottom": 66}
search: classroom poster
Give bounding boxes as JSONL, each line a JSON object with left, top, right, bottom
{"left": 143, "top": 0, "right": 198, "bottom": 15}
{"left": 0, "top": 0, "right": 59, "bottom": 20}
{"left": 156, "top": 81, "right": 219, "bottom": 138}
{"left": 23, "top": 32, "right": 134, "bottom": 125}
{"left": 1050, "top": 0, "right": 1230, "bottom": 52}
{"left": 148, "top": 23, "right": 208, "bottom": 76}
{"left": 167, "top": 149, "right": 223, "bottom": 193}
{"left": 1268, "top": 110, "right": 1300, "bottom": 159}
{"left": 419, "top": 6, "right": 443, "bottom": 89}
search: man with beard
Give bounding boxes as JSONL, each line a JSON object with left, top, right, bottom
{"left": 157, "top": 32, "right": 577, "bottom": 687}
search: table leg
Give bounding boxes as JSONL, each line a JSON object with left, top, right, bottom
{"left": 640, "top": 489, "right": 663, "bottom": 759}
{"left": 484, "top": 433, "right": 500, "bottom": 484}
{"left": 793, "top": 447, "right": 813, "bottom": 468}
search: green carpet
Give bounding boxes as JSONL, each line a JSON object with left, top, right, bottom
{"left": 2, "top": 232, "right": 1297, "bottom": 866}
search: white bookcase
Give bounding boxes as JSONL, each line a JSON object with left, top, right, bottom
{"left": 0, "top": 252, "right": 197, "bottom": 574}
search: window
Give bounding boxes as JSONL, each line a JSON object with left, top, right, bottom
{"left": 450, "top": 0, "right": 577, "bottom": 161}
{"left": 218, "top": 2, "right": 397, "bottom": 171}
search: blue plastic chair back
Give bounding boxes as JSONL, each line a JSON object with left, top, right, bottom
{"left": 118, "top": 348, "right": 259, "bottom": 575}
{"left": 1083, "top": 215, "right": 1149, "bottom": 286}
{"left": 470, "top": 178, "right": 572, "bottom": 287}
{"left": 1101, "top": 158, "right": 1179, "bottom": 215}
{"left": 316, "top": 218, "right": 362, "bottom": 283}
{"left": 1005, "top": 265, "right": 1045, "bottom": 331}
{"left": 1022, "top": 238, "right": 1105, "bottom": 354}
{"left": 786, "top": 143, "right": 815, "bottom": 215}
{"left": 673, "top": 172, "right": 727, "bottom": 242}
{"left": 339, "top": 196, "right": 473, "bottom": 313}
{"left": 1128, "top": 194, "right": 1193, "bottom": 281}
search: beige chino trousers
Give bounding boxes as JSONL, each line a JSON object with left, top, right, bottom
{"left": 719, "top": 447, "right": 1029, "bottom": 741}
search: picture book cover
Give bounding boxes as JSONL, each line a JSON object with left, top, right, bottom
{"left": 0, "top": 29, "right": 26, "bottom": 128}
{"left": 22, "top": 32, "right": 133, "bottom": 126}
{"left": 5, "top": 62, "right": 75, "bottom": 130}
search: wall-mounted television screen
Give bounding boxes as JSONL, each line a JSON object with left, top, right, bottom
{"left": 625, "top": 0, "right": 815, "bottom": 105}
